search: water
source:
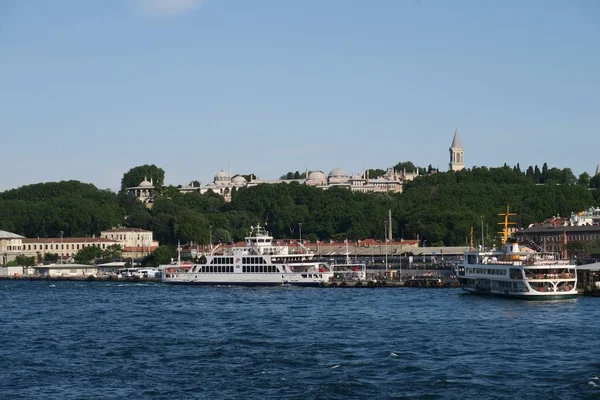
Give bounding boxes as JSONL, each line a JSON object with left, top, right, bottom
{"left": 1, "top": 282, "right": 599, "bottom": 400}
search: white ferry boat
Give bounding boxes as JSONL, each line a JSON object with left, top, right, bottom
{"left": 456, "top": 207, "right": 578, "bottom": 300}
{"left": 162, "top": 225, "right": 333, "bottom": 286}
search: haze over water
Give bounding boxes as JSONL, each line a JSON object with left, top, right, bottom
{"left": 1, "top": 281, "right": 599, "bottom": 399}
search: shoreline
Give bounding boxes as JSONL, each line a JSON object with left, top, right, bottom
{"left": 0, "top": 275, "right": 460, "bottom": 288}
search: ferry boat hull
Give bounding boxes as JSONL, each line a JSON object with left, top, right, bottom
{"left": 163, "top": 272, "right": 331, "bottom": 287}
{"left": 459, "top": 284, "right": 578, "bottom": 300}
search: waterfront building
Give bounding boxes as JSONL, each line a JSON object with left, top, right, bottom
{"left": 21, "top": 237, "right": 120, "bottom": 262}
{"left": 0, "top": 230, "right": 25, "bottom": 264}
{"left": 100, "top": 227, "right": 159, "bottom": 258}
{"left": 33, "top": 263, "right": 98, "bottom": 278}
{"left": 515, "top": 223, "right": 600, "bottom": 259}
{"left": 449, "top": 130, "right": 465, "bottom": 172}
{"left": 569, "top": 207, "right": 600, "bottom": 226}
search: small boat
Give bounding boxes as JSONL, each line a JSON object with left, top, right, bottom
{"left": 456, "top": 206, "right": 578, "bottom": 300}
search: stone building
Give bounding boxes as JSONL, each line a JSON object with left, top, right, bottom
{"left": 449, "top": 129, "right": 465, "bottom": 172}
{"left": 20, "top": 237, "right": 120, "bottom": 262}
{"left": 100, "top": 227, "right": 159, "bottom": 258}
{"left": 0, "top": 230, "right": 25, "bottom": 264}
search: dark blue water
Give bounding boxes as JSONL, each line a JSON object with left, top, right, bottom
{"left": 1, "top": 282, "right": 599, "bottom": 399}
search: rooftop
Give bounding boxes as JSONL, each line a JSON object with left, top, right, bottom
{"left": 0, "top": 230, "right": 25, "bottom": 240}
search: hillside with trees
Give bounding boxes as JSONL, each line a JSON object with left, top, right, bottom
{"left": 0, "top": 181, "right": 124, "bottom": 238}
{"left": 0, "top": 163, "right": 598, "bottom": 249}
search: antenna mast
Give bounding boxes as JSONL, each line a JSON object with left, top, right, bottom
{"left": 497, "top": 205, "right": 516, "bottom": 244}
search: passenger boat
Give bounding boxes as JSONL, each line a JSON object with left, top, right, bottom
{"left": 162, "top": 224, "right": 333, "bottom": 286}
{"left": 456, "top": 207, "right": 578, "bottom": 300}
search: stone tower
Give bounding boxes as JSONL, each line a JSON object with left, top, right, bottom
{"left": 449, "top": 129, "right": 465, "bottom": 171}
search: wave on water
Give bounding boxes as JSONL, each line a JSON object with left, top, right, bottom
{"left": 1, "top": 282, "right": 600, "bottom": 399}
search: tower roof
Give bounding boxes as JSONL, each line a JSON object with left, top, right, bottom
{"left": 451, "top": 129, "right": 463, "bottom": 149}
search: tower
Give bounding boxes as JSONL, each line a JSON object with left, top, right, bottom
{"left": 596, "top": 162, "right": 600, "bottom": 176}
{"left": 449, "top": 129, "right": 465, "bottom": 171}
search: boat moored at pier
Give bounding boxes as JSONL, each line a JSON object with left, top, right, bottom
{"left": 162, "top": 225, "right": 333, "bottom": 286}
{"left": 456, "top": 207, "right": 578, "bottom": 300}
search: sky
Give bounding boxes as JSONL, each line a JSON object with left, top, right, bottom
{"left": 1, "top": 0, "right": 599, "bottom": 191}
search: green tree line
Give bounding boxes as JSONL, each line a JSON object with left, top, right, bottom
{"left": 1, "top": 164, "right": 598, "bottom": 250}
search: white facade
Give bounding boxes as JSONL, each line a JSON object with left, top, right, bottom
{"left": 569, "top": 207, "right": 600, "bottom": 226}
{"left": 21, "top": 237, "right": 120, "bottom": 261}
{"left": 34, "top": 264, "right": 98, "bottom": 277}
{"left": 100, "top": 228, "right": 158, "bottom": 258}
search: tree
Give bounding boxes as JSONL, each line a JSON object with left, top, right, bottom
{"left": 43, "top": 253, "right": 59, "bottom": 263}
{"left": 578, "top": 172, "right": 591, "bottom": 186}
{"left": 590, "top": 174, "right": 600, "bottom": 189}
{"left": 534, "top": 165, "right": 542, "bottom": 184}
{"left": 141, "top": 245, "right": 173, "bottom": 268}
{"left": 280, "top": 171, "right": 306, "bottom": 179}
{"left": 8, "top": 255, "right": 36, "bottom": 267}
{"left": 120, "top": 165, "right": 165, "bottom": 192}
{"left": 366, "top": 169, "right": 385, "bottom": 178}
{"left": 190, "top": 180, "right": 201, "bottom": 188}
{"left": 74, "top": 246, "right": 104, "bottom": 265}
{"left": 541, "top": 162, "right": 549, "bottom": 183}
{"left": 102, "top": 244, "right": 123, "bottom": 261}
{"left": 393, "top": 161, "right": 418, "bottom": 172}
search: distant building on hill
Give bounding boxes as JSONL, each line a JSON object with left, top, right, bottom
{"left": 181, "top": 167, "right": 420, "bottom": 202}
{"left": 449, "top": 129, "right": 465, "bottom": 172}
{"left": 126, "top": 176, "right": 155, "bottom": 207}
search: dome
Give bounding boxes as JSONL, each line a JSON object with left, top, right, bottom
{"left": 328, "top": 167, "right": 347, "bottom": 178}
{"left": 138, "top": 176, "right": 154, "bottom": 188}
{"left": 307, "top": 171, "right": 326, "bottom": 182}
{"left": 214, "top": 170, "right": 230, "bottom": 182}
{"left": 232, "top": 175, "right": 247, "bottom": 184}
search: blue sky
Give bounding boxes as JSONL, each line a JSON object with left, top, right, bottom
{"left": 1, "top": 0, "right": 599, "bottom": 191}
